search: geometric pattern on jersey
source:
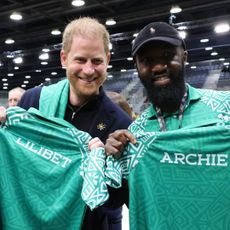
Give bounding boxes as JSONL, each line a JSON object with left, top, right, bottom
{"left": 67, "top": 128, "right": 118, "bottom": 210}
{"left": 127, "top": 125, "right": 230, "bottom": 230}
{"left": 199, "top": 88, "right": 230, "bottom": 115}
{"left": 105, "top": 87, "right": 230, "bottom": 230}
{"left": 0, "top": 107, "right": 110, "bottom": 229}
{"left": 81, "top": 147, "right": 110, "bottom": 210}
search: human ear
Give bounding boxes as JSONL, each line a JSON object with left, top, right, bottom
{"left": 60, "top": 50, "right": 67, "bottom": 68}
{"left": 106, "top": 52, "right": 111, "bottom": 65}
{"left": 183, "top": 50, "right": 188, "bottom": 63}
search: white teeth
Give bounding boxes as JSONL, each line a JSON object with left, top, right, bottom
{"left": 79, "top": 77, "right": 95, "bottom": 82}
{"left": 155, "top": 76, "right": 168, "bottom": 80}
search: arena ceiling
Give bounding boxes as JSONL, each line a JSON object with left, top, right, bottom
{"left": 0, "top": 0, "right": 230, "bottom": 90}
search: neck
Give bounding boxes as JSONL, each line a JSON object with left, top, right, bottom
{"left": 69, "top": 91, "right": 88, "bottom": 107}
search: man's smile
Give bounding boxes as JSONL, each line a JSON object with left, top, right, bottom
{"left": 152, "top": 74, "right": 171, "bottom": 86}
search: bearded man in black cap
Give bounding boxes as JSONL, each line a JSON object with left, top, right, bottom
{"left": 105, "top": 21, "right": 190, "bottom": 147}
{"left": 105, "top": 22, "right": 230, "bottom": 149}
{"left": 104, "top": 22, "right": 230, "bottom": 230}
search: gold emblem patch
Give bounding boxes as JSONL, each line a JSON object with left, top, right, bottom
{"left": 97, "top": 123, "right": 106, "bottom": 131}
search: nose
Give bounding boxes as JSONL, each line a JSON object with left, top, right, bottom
{"left": 82, "top": 61, "right": 95, "bottom": 75}
{"left": 151, "top": 62, "right": 167, "bottom": 74}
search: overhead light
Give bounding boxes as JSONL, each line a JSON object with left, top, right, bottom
{"left": 35, "top": 69, "right": 41, "bottom": 72}
{"left": 127, "top": 57, "right": 133, "bottom": 61}
{"left": 109, "top": 43, "right": 113, "bottom": 50}
{"left": 2, "top": 78, "right": 8, "bottom": 82}
{"left": 39, "top": 53, "right": 49, "bottom": 60}
{"left": 200, "top": 38, "right": 209, "bottom": 43}
{"left": 133, "top": 33, "right": 138, "bottom": 37}
{"left": 105, "top": 19, "right": 116, "bottom": 26}
{"left": 107, "top": 75, "right": 113, "bottom": 79}
{"left": 223, "top": 62, "right": 229, "bottom": 66}
{"left": 7, "top": 73, "right": 14, "bottom": 77}
{"left": 25, "top": 75, "right": 31, "bottom": 79}
{"left": 6, "top": 53, "right": 14, "bottom": 58}
{"left": 13, "top": 57, "right": 23, "bottom": 64}
{"left": 72, "top": 0, "right": 85, "bottom": 7}
{"left": 178, "top": 31, "right": 187, "bottom": 39}
{"left": 177, "top": 26, "right": 187, "bottom": 30}
{"left": 42, "top": 48, "right": 50, "bottom": 52}
{"left": 211, "top": 51, "right": 218, "bottom": 56}
{"left": 23, "top": 81, "right": 29, "bottom": 84}
{"left": 10, "top": 12, "right": 23, "bottom": 20}
{"left": 205, "top": 47, "right": 213, "bottom": 51}
{"left": 214, "top": 23, "right": 230, "bottom": 33}
{"left": 51, "top": 72, "right": 57, "bottom": 75}
{"left": 41, "top": 61, "right": 48, "bottom": 65}
{"left": 3, "top": 83, "right": 8, "bottom": 86}
{"left": 51, "top": 29, "right": 61, "bottom": 35}
{"left": 170, "top": 5, "right": 182, "bottom": 14}
{"left": 3, "top": 87, "right": 8, "bottom": 90}
{"left": 21, "top": 85, "right": 26, "bottom": 88}
{"left": 45, "top": 78, "right": 51, "bottom": 81}
{"left": 14, "top": 66, "right": 19, "bottom": 70}
{"left": 5, "top": 38, "right": 15, "bottom": 44}
{"left": 107, "top": 65, "right": 112, "bottom": 69}
{"left": 191, "top": 66, "right": 197, "bottom": 69}
{"left": 219, "top": 58, "right": 225, "bottom": 61}
{"left": 120, "top": 69, "right": 127, "bottom": 72}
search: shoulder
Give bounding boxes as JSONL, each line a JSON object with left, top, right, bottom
{"left": 18, "top": 86, "right": 42, "bottom": 110}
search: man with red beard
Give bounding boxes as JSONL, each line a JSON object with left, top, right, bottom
{"left": 5, "top": 17, "right": 131, "bottom": 230}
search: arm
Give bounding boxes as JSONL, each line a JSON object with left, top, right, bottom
{"left": 0, "top": 106, "right": 6, "bottom": 124}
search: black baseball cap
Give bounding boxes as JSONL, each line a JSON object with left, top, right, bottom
{"left": 132, "top": 22, "right": 186, "bottom": 56}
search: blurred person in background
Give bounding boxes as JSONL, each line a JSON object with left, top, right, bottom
{"left": 8, "top": 87, "right": 25, "bottom": 107}
{"left": 106, "top": 91, "right": 133, "bottom": 119}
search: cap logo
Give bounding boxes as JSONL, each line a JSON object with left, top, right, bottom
{"left": 150, "top": 27, "right": 155, "bottom": 34}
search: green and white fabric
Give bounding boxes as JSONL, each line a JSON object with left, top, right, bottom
{"left": 106, "top": 86, "right": 230, "bottom": 230}
{"left": 39, "top": 79, "right": 69, "bottom": 118}
{"left": 0, "top": 107, "right": 110, "bottom": 229}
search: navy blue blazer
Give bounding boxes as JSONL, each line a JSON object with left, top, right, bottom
{"left": 18, "top": 85, "right": 132, "bottom": 230}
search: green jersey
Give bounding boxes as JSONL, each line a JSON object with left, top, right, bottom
{"left": 106, "top": 85, "right": 230, "bottom": 230}
{"left": 0, "top": 107, "right": 108, "bottom": 230}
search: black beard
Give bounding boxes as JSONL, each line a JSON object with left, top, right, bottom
{"left": 140, "top": 67, "right": 186, "bottom": 113}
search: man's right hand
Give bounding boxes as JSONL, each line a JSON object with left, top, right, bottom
{"left": 105, "top": 129, "right": 136, "bottom": 158}
{"left": 0, "top": 106, "right": 6, "bottom": 123}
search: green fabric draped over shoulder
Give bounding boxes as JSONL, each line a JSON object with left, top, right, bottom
{"left": 39, "top": 79, "right": 69, "bottom": 118}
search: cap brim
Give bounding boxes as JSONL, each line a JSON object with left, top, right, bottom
{"left": 132, "top": 36, "right": 183, "bottom": 56}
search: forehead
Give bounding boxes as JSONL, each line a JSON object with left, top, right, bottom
{"left": 73, "top": 35, "right": 104, "bottom": 48}
{"left": 9, "top": 91, "right": 22, "bottom": 98}
{"left": 70, "top": 35, "right": 107, "bottom": 56}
